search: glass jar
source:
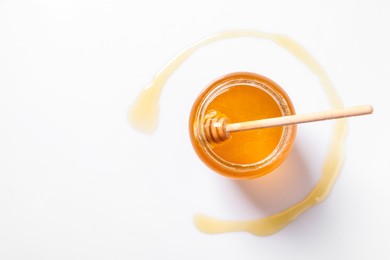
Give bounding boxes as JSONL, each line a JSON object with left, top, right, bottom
{"left": 189, "top": 72, "right": 297, "bottom": 179}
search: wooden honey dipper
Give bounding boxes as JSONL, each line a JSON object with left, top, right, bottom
{"left": 204, "top": 105, "right": 373, "bottom": 144}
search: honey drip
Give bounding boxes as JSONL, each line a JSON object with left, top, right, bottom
{"left": 129, "top": 30, "right": 348, "bottom": 236}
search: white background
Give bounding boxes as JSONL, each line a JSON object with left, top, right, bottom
{"left": 1, "top": 0, "right": 389, "bottom": 259}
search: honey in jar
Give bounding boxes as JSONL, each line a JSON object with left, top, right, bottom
{"left": 189, "top": 72, "right": 297, "bottom": 179}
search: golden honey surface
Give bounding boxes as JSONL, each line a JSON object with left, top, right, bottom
{"left": 207, "top": 85, "right": 283, "bottom": 164}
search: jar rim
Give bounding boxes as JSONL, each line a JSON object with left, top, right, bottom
{"left": 189, "top": 72, "right": 297, "bottom": 179}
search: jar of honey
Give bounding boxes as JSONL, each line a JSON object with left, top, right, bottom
{"left": 189, "top": 72, "right": 297, "bottom": 179}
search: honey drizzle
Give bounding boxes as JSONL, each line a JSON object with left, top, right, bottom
{"left": 129, "top": 30, "right": 348, "bottom": 236}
